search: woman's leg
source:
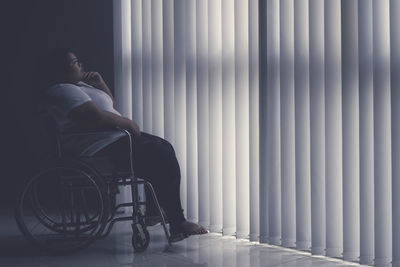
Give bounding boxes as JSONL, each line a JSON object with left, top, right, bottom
{"left": 96, "top": 132, "right": 207, "bottom": 235}
{"left": 131, "top": 133, "right": 185, "bottom": 227}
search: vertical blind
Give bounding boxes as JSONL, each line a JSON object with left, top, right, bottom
{"left": 114, "top": 0, "right": 399, "bottom": 266}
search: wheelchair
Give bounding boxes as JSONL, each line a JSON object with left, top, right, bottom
{"left": 14, "top": 112, "right": 180, "bottom": 253}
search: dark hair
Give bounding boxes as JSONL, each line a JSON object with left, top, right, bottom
{"left": 43, "top": 47, "right": 74, "bottom": 86}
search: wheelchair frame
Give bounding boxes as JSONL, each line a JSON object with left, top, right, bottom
{"left": 60, "top": 130, "right": 172, "bottom": 244}
{"left": 15, "top": 114, "right": 178, "bottom": 253}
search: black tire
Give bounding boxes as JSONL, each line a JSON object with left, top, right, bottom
{"left": 131, "top": 224, "right": 150, "bottom": 252}
{"left": 15, "top": 158, "right": 110, "bottom": 253}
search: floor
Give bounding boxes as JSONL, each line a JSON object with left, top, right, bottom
{"left": 0, "top": 209, "right": 370, "bottom": 267}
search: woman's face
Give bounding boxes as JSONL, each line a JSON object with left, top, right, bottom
{"left": 65, "top": 52, "right": 84, "bottom": 83}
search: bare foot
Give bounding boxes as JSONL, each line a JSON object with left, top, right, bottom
{"left": 179, "top": 220, "right": 208, "bottom": 236}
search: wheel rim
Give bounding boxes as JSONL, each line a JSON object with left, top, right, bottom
{"left": 29, "top": 177, "right": 101, "bottom": 234}
{"left": 16, "top": 163, "right": 106, "bottom": 253}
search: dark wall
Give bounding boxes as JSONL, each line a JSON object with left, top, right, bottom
{"left": 2, "top": 0, "right": 114, "bottom": 209}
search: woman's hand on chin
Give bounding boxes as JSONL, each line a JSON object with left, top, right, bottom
{"left": 81, "top": 72, "right": 115, "bottom": 102}
{"left": 81, "top": 71, "right": 106, "bottom": 89}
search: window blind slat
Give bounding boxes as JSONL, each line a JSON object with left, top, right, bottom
{"left": 391, "top": 0, "right": 400, "bottom": 266}
{"left": 309, "top": 0, "right": 326, "bottom": 256}
{"left": 249, "top": 0, "right": 260, "bottom": 242}
{"left": 294, "top": 0, "right": 311, "bottom": 251}
{"left": 208, "top": 0, "right": 223, "bottom": 233}
{"left": 373, "top": 1, "right": 392, "bottom": 266}
{"left": 163, "top": 0, "right": 175, "bottom": 144}
{"left": 259, "top": 0, "right": 269, "bottom": 243}
{"left": 235, "top": 0, "right": 250, "bottom": 239}
{"left": 222, "top": 0, "right": 236, "bottom": 236}
{"left": 266, "top": 0, "right": 282, "bottom": 246}
{"left": 142, "top": 0, "right": 152, "bottom": 132}
{"left": 151, "top": 0, "right": 164, "bottom": 137}
{"left": 184, "top": 0, "right": 199, "bottom": 224}
{"left": 196, "top": 0, "right": 210, "bottom": 229}
{"left": 131, "top": 0, "right": 143, "bottom": 129}
{"left": 279, "top": 0, "right": 296, "bottom": 248}
{"left": 341, "top": 0, "right": 360, "bottom": 262}
{"left": 358, "top": 0, "right": 374, "bottom": 264}
{"left": 324, "top": 0, "right": 343, "bottom": 258}
{"left": 174, "top": 0, "right": 188, "bottom": 217}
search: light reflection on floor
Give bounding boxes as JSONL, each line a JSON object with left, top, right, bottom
{"left": 0, "top": 209, "right": 370, "bottom": 267}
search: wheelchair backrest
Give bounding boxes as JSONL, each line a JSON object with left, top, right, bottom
{"left": 39, "top": 109, "right": 62, "bottom": 159}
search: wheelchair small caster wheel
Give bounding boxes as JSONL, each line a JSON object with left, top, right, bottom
{"left": 132, "top": 224, "right": 150, "bottom": 252}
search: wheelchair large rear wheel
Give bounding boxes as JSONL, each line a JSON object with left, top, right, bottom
{"left": 15, "top": 159, "right": 110, "bottom": 253}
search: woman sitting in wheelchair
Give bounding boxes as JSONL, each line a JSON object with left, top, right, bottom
{"left": 44, "top": 48, "right": 207, "bottom": 239}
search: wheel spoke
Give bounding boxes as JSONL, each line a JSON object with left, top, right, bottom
{"left": 16, "top": 162, "right": 107, "bottom": 252}
{"left": 80, "top": 189, "right": 90, "bottom": 222}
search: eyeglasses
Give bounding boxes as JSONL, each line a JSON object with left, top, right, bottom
{"left": 69, "top": 58, "right": 82, "bottom": 68}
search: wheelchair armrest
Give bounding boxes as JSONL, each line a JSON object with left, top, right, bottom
{"left": 60, "top": 127, "right": 133, "bottom": 139}
{"left": 59, "top": 128, "right": 135, "bottom": 175}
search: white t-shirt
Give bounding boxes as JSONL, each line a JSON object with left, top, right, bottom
{"left": 45, "top": 81, "right": 126, "bottom": 156}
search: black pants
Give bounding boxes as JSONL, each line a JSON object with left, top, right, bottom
{"left": 95, "top": 132, "right": 185, "bottom": 226}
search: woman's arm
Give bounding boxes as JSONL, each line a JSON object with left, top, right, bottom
{"left": 68, "top": 101, "right": 140, "bottom": 135}
{"left": 81, "top": 72, "right": 114, "bottom": 102}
